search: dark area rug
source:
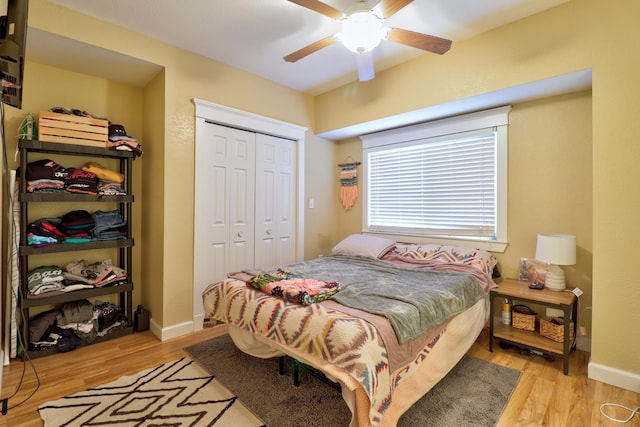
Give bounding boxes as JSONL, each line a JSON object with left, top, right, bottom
{"left": 185, "top": 334, "right": 520, "bottom": 427}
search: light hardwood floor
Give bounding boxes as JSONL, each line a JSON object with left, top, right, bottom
{"left": 2, "top": 325, "right": 639, "bottom": 427}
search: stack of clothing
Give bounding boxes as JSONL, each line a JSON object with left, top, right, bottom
{"left": 25, "top": 258, "right": 127, "bottom": 299}
{"left": 27, "top": 210, "right": 94, "bottom": 246}
{"left": 59, "top": 210, "right": 94, "bottom": 243}
{"left": 82, "top": 162, "right": 126, "bottom": 195}
{"left": 24, "top": 159, "right": 69, "bottom": 193}
{"left": 108, "top": 124, "right": 142, "bottom": 158}
{"left": 56, "top": 299, "right": 99, "bottom": 344}
{"left": 29, "top": 299, "right": 129, "bottom": 352}
{"left": 27, "top": 265, "right": 67, "bottom": 296}
{"left": 27, "top": 218, "right": 68, "bottom": 246}
{"left": 64, "top": 167, "right": 99, "bottom": 195}
{"left": 26, "top": 264, "right": 94, "bottom": 299}
{"left": 29, "top": 309, "right": 62, "bottom": 351}
{"left": 65, "top": 258, "right": 128, "bottom": 288}
{"left": 92, "top": 209, "right": 128, "bottom": 241}
{"left": 27, "top": 208, "right": 128, "bottom": 246}
{"left": 24, "top": 159, "right": 126, "bottom": 197}
{"left": 95, "top": 301, "right": 128, "bottom": 337}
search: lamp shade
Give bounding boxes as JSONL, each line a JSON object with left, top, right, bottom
{"left": 535, "top": 233, "right": 576, "bottom": 266}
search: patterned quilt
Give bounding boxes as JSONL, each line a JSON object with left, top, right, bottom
{"left": 203, "top": 279, "right": 445, "bottom": 425}
{"left": 202, "top": 254, "right": 492, "bottom": 425}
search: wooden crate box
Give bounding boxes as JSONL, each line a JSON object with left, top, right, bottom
{"left": 38, "top": 111, "right": 108, "bottom": 147}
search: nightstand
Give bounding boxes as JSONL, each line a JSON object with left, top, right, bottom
{"left": 489, "top": 278, "right": 577, "bottom": 375}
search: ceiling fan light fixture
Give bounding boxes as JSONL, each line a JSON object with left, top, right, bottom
{"left": 339, "top": 11, "right": 384, "bottom": 53}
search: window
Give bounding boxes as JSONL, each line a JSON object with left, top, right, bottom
{"left": 361, "top": 106, "right": 510, "bottom": 251}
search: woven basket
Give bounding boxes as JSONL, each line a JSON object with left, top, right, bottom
{"left": 511, "top": 305, "right": 537, "bottom": 331}
{"left": 540, "top": 317, "right": 575, "bottom": 343}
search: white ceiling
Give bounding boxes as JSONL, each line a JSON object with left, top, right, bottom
{"left": 39, "top": 0, "right": 571, "bottom": 95}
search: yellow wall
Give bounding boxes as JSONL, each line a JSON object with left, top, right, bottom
{"left": 304, "top": 136, "right": 340, "bottom": 257}
{"left": 6, "top": 0, "right": 637, "bottom": 387}
{"left": 335, "top": 91, "right": 594, "bottom": 339}
{"left": 2, "top": 61, "right": 144, "bottom": 311}
{"left": 23, "top": 0, "right": 335, "bottom": 334}
{"left": 140, "top": 70, "right": 165, "bottom": 324}
{"left": 318, "top": 0, "right": 639, "bottom": 382}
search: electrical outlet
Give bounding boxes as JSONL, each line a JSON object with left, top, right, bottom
{"left": 572, "top": 287, "right": 583, "bottom": 297}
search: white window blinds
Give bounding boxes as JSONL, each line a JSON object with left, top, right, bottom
{"left": 362, "top": 106, "right": 510, "bottom": 242}
{"left": 367, "top": 129, "right": 496, "bottom": 237}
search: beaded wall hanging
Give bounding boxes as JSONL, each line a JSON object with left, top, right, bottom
{"left": 338, "top": 157, "right": 360, "bottom": 211}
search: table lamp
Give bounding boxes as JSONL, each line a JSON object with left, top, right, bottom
{"left": 535, "top": 233, "right": 576, "bottom": 291}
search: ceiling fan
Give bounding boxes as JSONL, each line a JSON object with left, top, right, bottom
{"left": 284, "top": 0, "right": 452, "bottom": 82}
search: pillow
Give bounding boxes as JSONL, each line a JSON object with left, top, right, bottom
{"left": 331, "top": 234, "right": 396, "bottom": 259}
{"left": 392, "top": 243, "right": 498, "bottom": 277}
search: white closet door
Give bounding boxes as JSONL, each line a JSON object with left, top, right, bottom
{"left": 254, "top": 133, "right": 295, "bottom": 269}
{"left": 194, "top": 121, "right": 255, "bottom": 312}
{"left": 194, "top": 100, "right": 306, "bottom": 332}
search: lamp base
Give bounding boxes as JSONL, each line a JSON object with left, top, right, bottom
{"left": 544, "top": 264, "right": 566, "bottom": 291}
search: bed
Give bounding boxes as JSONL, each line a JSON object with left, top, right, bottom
{"left": 202, "top": 234, "right": 498, "bottom": 427}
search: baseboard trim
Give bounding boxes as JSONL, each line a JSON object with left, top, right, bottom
{"left": 150, "top": 319, "right": 194, "bottom": 341}
{"left": 588, "top": 361, "right": 640, "bottom": 393}
{"left": 193, "top": 314, "right": 204, "bottom": 332}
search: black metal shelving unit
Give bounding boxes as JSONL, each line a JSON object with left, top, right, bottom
{"left": 17, "top": 139, "right": 135, "bottom": 359}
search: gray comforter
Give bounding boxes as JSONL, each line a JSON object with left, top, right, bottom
{"left": 281, "top": 254, "right": 486, "bottom": 344}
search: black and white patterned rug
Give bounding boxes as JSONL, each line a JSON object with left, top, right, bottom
{"left": 38, "top": 357, "right": 265, "bottom": 426}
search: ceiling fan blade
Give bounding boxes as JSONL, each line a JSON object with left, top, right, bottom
{"left": 386, "top": 28, "right": 452, "bottom": 54}
{"left": 284, "top": 35, "right": 338, "bottom": 62}
{"left": 287, "top": 0, "right": 344, "bottom": 20}
{"left": 356, "top": 51, "right": 375, "bottom": 81}
{"left": 373, "top": 0, "right": 414, "bottom": 19}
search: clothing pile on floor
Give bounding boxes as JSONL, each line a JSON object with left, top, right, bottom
{"left": 26, "top": 259, "right": 128, "bottom": 299}
{"left": 29, "top": 299, "right": 128, "bottom": 352}
{"left": 27, "top": 208, "right": 127, "bottom": 247}
{"left": 25, "top": 158, "right": 126, "bottom": 196}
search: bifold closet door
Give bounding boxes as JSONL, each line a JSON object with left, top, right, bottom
{"left": 254, "top": 133, "right": 296, "bottom": 269}
{"left": 194, "top": 122, "right": 255, "bottom": 297}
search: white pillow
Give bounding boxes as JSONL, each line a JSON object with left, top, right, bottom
{"left": 331, "top": 234, "right": 396, "bottom": 259}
